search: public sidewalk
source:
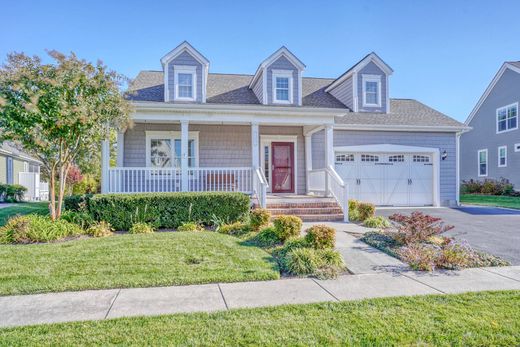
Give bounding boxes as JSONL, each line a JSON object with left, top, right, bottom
{"left": 1, "top": 266, "right": 519, "bottom": 328}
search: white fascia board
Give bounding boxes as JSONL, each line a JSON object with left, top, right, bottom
{"left": 465, "top": 63, "right": 520, "bottom": 125}
{"left": 160, "top": 41, "right": 210, "bottom": 66}
{"left": 334, "top": 143, "right": 438, "bottom": 153}
{"left": 333, "top": 123, "right": 471, "bottom": 133}
{"left": 249, "top": 46, "right": 305, "bottom": 89}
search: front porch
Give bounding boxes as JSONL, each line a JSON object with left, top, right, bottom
{"left": 100, "top": 121, "right": 347, "bottom": 218}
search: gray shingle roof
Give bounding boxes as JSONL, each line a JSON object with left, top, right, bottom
{"left": 0, "top": 142, "right": 41, "bottom": 163}
{"left": 508, "top": 61, "right": 520, "bottom": 69}
{"left": 128, "top": 71, "right": 465, "bottom": 128}
{"left": 335, "top": 99, "right": 463, "bottom": 127}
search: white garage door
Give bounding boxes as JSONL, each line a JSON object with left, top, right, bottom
{"left": 335, "top": 152, "right": 434, "bottom": 206}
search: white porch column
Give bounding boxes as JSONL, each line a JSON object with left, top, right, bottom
{"left": 304, "top": 133, "right": 313, "bottom": 193}
{"left": 251, "top": 122, "right": 260, "bottom": 170}
{"left": 181, "top": 120, "right": 189, "bottom": 192}
{"left": 116, "top": 131, "right": 124, "bottom": 167}
{"left": 100, "top": 137, "right": 110, "bottom": 193}
{"left": 324, "top": 125, "right": 334, "bottom": 196}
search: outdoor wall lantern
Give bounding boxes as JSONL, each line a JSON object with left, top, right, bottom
{"left": 441, "top": 150, "right": 448, "bottom": 160}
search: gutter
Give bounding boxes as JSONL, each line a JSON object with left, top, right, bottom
{"left": 333, "top": 124, "right": 472, "bottom": 133}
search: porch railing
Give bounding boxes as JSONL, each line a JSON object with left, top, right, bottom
{"left": 307, "top": 166, "right": 349, "bottom": 222}
{"left": 108, "top": 167, "right": 253, "bottom": 194}
{"left": 253, "top": 167, "right": 268, "bottom": 208}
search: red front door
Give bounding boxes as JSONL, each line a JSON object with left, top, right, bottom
{"left": 271, "top": 142, "right": 294, "bottom": 193}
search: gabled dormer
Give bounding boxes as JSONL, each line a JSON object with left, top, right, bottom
{"left": 161, "top": 41, "right": 210, "bottom": 103}
{"left": 326, "top": 52, "right": 393, "bottom": 113}
{"left": 249, "top": 46, "right": 305, "bottom": 106}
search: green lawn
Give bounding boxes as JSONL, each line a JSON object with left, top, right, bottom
{"left": 460, "top": 194, "right": 520, "bottom": 209}
{"left": 0, "top": 232, "right": 279, "bottom": 296}
{"left": 1, "top": 291, "right": 518, "bottom": 346}
{"left": 0, "top": 202, "right": 49, "bottom": 226}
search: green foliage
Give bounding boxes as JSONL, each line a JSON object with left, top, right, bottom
{"left": 86, "top": 221, "right": 113, "bottom": 238}
{"left": 177, "top": 222, "right": 204, "bottom": 232}
{"left": 250, "top": 208, "right": 271, "bottom": 232}
{"left": 60, "top": 210, "right": 95, "bottom": 230}
{"left": 0, "top": 214, "right": 82, "bottom": 244}
{"left": 245, "top": 226, "right": 282, "bottom": 248}
{"left": 87, "top": 192, "right": 250, "bottom": 231}
{"left": 71, "top": 174, "right": 99, "bottom": 195}
{"left": 363, "top": 216, "right": 391, "bottom": 229}
{"left": 129, "top": 222, "right": 155, "bottom": 234}
{"left": 273, "top": 215, "right": 302, "bottom": 242}
{"left": 348, "top": 199, "right": 361, "bottom": 221}
{"left": 0, "top": 184, "right": 27, "bottom": 202}
{"left": 357, "top": 202, "right": 376, "bottom": 221}
{"left": 284, "top": 247, "right": 345, "bottom": 278}
{"left": 461, "top": 178, "right": 516, "bottom": 196}
{"left": 304, "top": 224, "right": 336, "bottom": 249}
{"left": 271, "top": 237, "right": 309, "bottom": 271}
{"left": 63, "top": 194, "right": 93, "bottom": 212}
{"left": 218, "top": 222, "right": 250, "bottom": 237}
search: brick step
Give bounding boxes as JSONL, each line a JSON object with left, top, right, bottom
{"left": 269, "top": 208, "right": 343, "bottom": 215}
{"left": 294, "top": 214, "right": 345, "bottom": 222}
{"left": 257, "top": 202, "right": 341, "bottom": 209}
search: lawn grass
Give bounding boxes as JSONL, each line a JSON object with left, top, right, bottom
{"left": 461, "top": 194, "right": 520, "bottom": 209}
{"left": 0, "top": 291, "right": 518, "bottom": 346}
{"left": 0, "top": 232, "right": 279, "bottom": 296}
{"left": 0, "top": 202, "right": 49, "bottom": 226}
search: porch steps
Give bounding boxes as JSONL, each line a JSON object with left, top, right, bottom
{"left": 253, "top": 196, "right": 345, "bottom": 222}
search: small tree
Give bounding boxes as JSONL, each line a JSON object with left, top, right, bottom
{"left": 0, "top": 51, "right": 132, "bottom": 220}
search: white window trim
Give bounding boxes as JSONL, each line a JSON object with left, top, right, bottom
{"left": 496, "top": 102, "right": 518, "bottom": 134}
{"left": 173, "top": 65, "right": 197, "bottom": 102}
{"left": 145, "top": 130, "right": 200, "bottom": 168}
{"left": 271, "top": 70, "right": 293, "bottom": 104}
{"left": 361, "top": 74, "right": 382, "bottom": 107}
{"left": 478, "top": 149, "right": 488, "bottom": 177}
{"left": 498, "top": 145, "right": 507, "bottom": 167}
{"left": 515, "top": 143, "right": 520, "bottom": 152}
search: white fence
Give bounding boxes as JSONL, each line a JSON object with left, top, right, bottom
{"left": 108, "top": 167, "right": 253, "bottom": 194}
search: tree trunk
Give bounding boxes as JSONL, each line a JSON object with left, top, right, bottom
{"left": 49, "top": 168, "right": 57, "bottom": 221}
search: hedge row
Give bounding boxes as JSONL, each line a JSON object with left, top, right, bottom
{"left": 65, "top": 192, "right": 250, "bottom": 231}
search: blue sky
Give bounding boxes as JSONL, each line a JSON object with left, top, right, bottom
{"left": 1, "top": 0, "right": 519, "bottom": 121}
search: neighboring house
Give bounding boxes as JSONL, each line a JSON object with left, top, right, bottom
{"left": 0, "top": 142, "right": 46, "bottom": 200}
{"left": 101, "top": 41, "right": 466, "bottom": 216}
{"left": 461, "top": 61, "right": 520, "bottom": 188}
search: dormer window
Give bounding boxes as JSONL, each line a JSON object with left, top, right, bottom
{"left": 272, "top": 70, "right": 293, "bottom": 104}
{"left": 362, "top": 75, "right": 381, "bottom": 107}
{"left": 174, "top": 65, "right": 197, "bottom": 101}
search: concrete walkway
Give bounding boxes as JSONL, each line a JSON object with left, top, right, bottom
{"left": 1, "top": 266, "right": 519, "bottom": 328}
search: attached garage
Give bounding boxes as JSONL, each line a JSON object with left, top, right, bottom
{"left": 334, "top": 144, "right": 440, "bottom": 207}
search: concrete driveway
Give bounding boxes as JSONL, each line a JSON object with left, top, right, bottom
{"left": 376, "top": 206, "right": 520, "bottom": 265}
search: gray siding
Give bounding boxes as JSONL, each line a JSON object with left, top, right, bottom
{"left": 266, "top": 56, "right": 299, "bottom": 105}
{"left": 461, "top": 68, "right": 520, "bottom": 187}
{"left": 312, "top": 130, "right": 457, "bottom": 205}
{"left": 251, "top": 71, "right": 264, "bottom": 104}
{"left": 124, "top": 123, "right": 306, "bottom": 194}
{"left": 357, "top": 61, "right": 388, "bottom": 113}
{"left": 167, "top": 51, "right": 203, "bottom": 103}
{"left": 329, "top": 75, "right": 353, "bottom": 109}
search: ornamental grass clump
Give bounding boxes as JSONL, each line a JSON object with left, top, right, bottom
{"left": 0, "top": 214, "right": 83, "bottom": 244}
{"left": 284, "top": 247, "right": 345, "bottom": 279}
{"left": 250, "top": 208, "right": 271, "bottom": 232}
{"left": 177, "top": 222, "right": 204, "bottom": 232}
{"left": 273, "top": 215, "right": 302, "bottom": 242}
{"left": 86, "top": 221, "right": 114, "bottom": 238}
{"left": 129, "top": 222, "right": 155, "bottom": 234}
{"left": 218, "top": 222, "right": 251, "bottom": 237}
{"left": 246, "top": 226, "right": 282, "bottom": 248}
{"left": 363, "top": 216, "right": 391, "bottom": 229}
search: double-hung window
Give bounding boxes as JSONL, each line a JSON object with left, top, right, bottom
{"left": 478, "top": 149, "right": 488, "bottom": 177}
{"left": 272, "top": 70, "right": 293, "bottom": 104}
{"left": 174, "top": 66, "right": 197, "bottom": 101}
{"left": 146, "top": 131, "right": 199, "bottom": 170}
{"left": 362, "top": 75, "right": 381, "bottom": 107}
{"left": 496, "top": 103, "right": 518, "bottom": 133}
{"left": 498, "top": 146, "right": 507, "bottom": 167}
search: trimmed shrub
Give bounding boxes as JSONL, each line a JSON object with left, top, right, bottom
{"left": 0, "top": 214, "right": 83, "bottom": 244}
{"left": 0, "top": 184, "right": 27, "bottom": 202}
{"left": 388, "top": 212, "right": 454, "bottom": 245}
{"left": 250, "top": 208, "right": 271, "bottom": 232}
{"left": 60, "top": 210, "right": 95, "bottom": 230}
{"left": 460, "top": 178, "right": 515, "bottom": 196}
{"left": 246, "top": 226, "right": 282, "bottom": 248}
{"left": 218, "top": 222, "right": 251, "bottom": 237}
{"left": 63, "top": 194, "right": 93, "bottom": 212}
{"left": 357, "top": 202, "right": 375, "bottom": 221}
{"left": 87, "top": 192, "right": 250, "bottom": 230}
{"left": 363, "top": 216, "right": 391, "bottom": 229}
{"left": 177, "top": 222, "right": 204, "bottom": 232}
{"left": 304, "top": 225, "right": 335, "bottom": 249}
{"left": 86, "top": 221, "right": 113, "bottom": 237}
{"left": 273, "top": 215, "right": 302, "bottom": 242}
{"left": 129, "top": 222, "right": 155, "bottom": 234}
